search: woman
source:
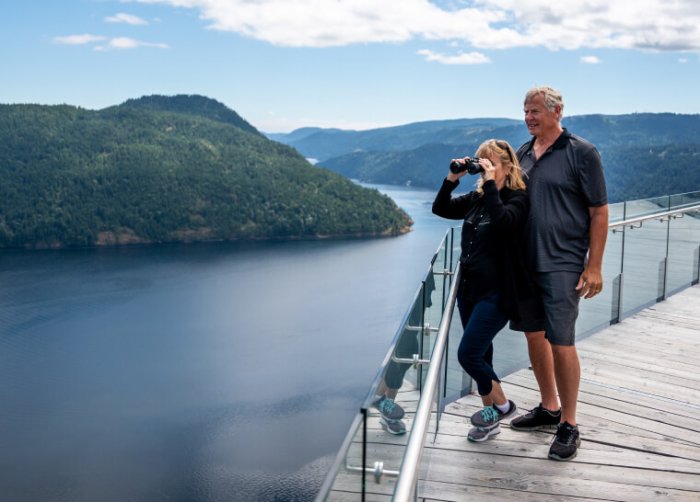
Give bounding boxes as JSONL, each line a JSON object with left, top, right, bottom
{"left": 432, "top": 139, "right": 536, "bottom": 442}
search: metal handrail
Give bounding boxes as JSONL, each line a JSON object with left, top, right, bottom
{"left": 609, "top": 203, "right": 700, "bottom": 231}
{"left": 392, "top": 265, "right": 462, "bottom": 501}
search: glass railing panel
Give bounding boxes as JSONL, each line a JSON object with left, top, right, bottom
{"left": 666, "top": 209, "right": 700, "bottom": 294}
{"left": 316, "top": 413, "right": 366, "bottom": 500}
{"left": 608, "top": 201, "right": 626, "bottom": 223}
{"left": 443, "top": 295, "right": 473, "bottom": 403}
{"left": 670, "top": 190, "right": 700, "bottom": 210}
{"left": 576, "top": 224, "right": 625, "bottom": 336}
{"left": 418, "top": 374, "right": 440, "bottom": 497}
{"left": 624, "top": 194, "right": 670, "bottom": 218}
{"left": 316, "top": 230, "right": 456, "bottom": 501}
{"left": 316, "top": 229, "right": 458, "bottom": 500}
{"left": 620, "top": 216, "right": 669, "bottom": 316}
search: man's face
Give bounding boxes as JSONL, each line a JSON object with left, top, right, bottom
{"left": 524, "top": 94, "right": 561, "bottom": 138}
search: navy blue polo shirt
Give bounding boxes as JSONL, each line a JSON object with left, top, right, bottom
{"left": 517, "top": 129, "right": 608, "bottom": 273}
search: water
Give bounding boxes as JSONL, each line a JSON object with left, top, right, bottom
{"left": 0, "top": 184, "right": 455, "bottom": 501}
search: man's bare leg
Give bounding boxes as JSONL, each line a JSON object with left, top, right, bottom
{"left": 551, "top": 344, "right": 580, "bottom": 425}
{"left": 525, "top": 331, "right": 559, "bottom": 411}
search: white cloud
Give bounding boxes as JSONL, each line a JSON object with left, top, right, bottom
{"left": 678, "top": 57, "right": 689, "bottom": 63}
{"left": 133, "top": 0, "right": 504, "bottom": 47}
{"left": 418, "top": 49, "right": 490, "bottom": 65}
{"left": 53, "top": 34, "right": 106, "bottom": 45}
{"left": 105, "top": 13, "right": 148, "bottom": 25}
{"left": 95, "top": 37, "right": 169, "bottom": 50}
{"left": 580, "top": 55, "right": 601, "bottom": 64}
{"left": 132, "top": 0, "right": 700, "bottom": 52}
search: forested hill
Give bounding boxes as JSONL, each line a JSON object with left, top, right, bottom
{"left": 0, "top": 95, "right": 412, "bottom": 249}
{"left": 271, "top": 113, "right": 700, "bottom": 202}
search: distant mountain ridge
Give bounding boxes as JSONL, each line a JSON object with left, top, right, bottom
{"left": 268, "top": 118, "right": 522, "bottom": 161}
{"left": 0, "top": 95, "right": 412, "bottom": 249}
{"left": 270, "top": 113, "right": 700, "bottom": 202}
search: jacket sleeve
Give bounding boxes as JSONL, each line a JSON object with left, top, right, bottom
{"left": 432, "top": 178, "right": 475, "bottom": 220}
{"left": 481, "top": 181, "right": 528, "bottom": 230}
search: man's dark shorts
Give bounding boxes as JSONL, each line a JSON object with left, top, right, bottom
{"left": 510, "top": 271, "right": 581, "bottom": 346}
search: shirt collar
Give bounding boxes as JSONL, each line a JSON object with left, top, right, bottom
{"left": 525, "top": 128, "right": 571, "bottom": 154}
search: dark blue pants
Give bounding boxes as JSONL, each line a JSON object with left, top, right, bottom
{"left": 457, "top": 294, "right": 508, "bottom": 396}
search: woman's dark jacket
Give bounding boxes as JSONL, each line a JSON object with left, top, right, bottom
{"left": 432, "top": 178, "right": 541, "bottom": 324}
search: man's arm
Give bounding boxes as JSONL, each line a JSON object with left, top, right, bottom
{"left": 576, "top": 204, "right": 609, "bottom": 299}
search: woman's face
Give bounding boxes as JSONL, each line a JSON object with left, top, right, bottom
{"left": 488, "top": 154, "right": 507, "bottom": 188}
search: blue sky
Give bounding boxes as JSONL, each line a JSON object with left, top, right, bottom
{"left": 2, "top": 0, "right": 700, "bottom": 132}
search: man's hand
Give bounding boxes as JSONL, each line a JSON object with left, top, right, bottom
{"left": 578, "top": 204, "right": 609, "bottom": 299}
{"left": 576, "top": 266, "right": 603, "bottom": 299}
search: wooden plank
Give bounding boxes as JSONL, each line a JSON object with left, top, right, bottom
{"left": 421, "top": 477, "right": 700, "bottom": 502}
{"left": 427, "top": 431, "right": 700, "bottom": 473}
{"left": 605, "top": 320, "right": 700, "bottom": 344}
{"left": 577, "top": 359, "right": 700, "bottom": 397}
{"left": 420, "top": 451, "right": 697, "bottom": 500}
{"left": 421, "top": 447, "right": 700, "bottom": 493}
{"left": 496, "top": 380, "right": 700, "bottom": 447}
{"left": 419, "top": 480, "right": 597, "bottom": 501}
{"left": 503, "top": 370, "right": 700, "bottom": 421}
{"left": 328, "top": 490, "right": 391, "bottom": 502}
{"left": 577, "top": 345, "right": 700, "bottom": 382}
{"left": 577, "top": 331, "right": 700, "bottom": 361}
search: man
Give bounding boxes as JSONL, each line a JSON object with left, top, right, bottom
{"left": 509, "top": 86, "right": 609, "bottom": 461}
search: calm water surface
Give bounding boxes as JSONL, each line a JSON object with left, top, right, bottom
{"left": 0, "top": 184, "right": 455, "bottom": 501}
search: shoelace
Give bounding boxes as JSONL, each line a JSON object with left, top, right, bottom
{"left": 382, "top": 399, "right": 395, "bottom": 415}
{"left": 556, "top": 424, "right": 577, "bottom": 445}
{"left": 525, "top": 405, "right": 542, "bottom": 417}
{"left": 480, "top": 406, "right": 500, "bottom": 423}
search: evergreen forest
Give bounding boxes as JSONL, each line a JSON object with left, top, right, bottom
{"left": 0, "top": 96, "right": 412, "bottom": 249}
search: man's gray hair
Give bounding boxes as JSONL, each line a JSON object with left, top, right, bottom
{"left": 525, "top": 86, "right": 564, "bottom": 115}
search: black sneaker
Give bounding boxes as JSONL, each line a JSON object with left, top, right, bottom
{"left": 548, "top": 422, "right": 581, "bottom": 461}
{"left": 510, "top": 403, "right": 561, "bottom": 431}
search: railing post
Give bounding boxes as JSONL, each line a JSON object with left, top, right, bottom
{"left": 611, "top": 273, "right": 623, "bottom": 324}
{"left": 659, "top": 195, "right": 672, "bottom": 301}
{"left": 694, "top": 245, "right": 700, "bottom": 286}
{"left": 417, "top": 280, "right": 426, "bottom": 391}
{"left": 361, "top": 407, "right": 367, "bottom": 500}
{"left": 615, "top": 201, "right": 627, "bottom": 322}
{"left": 657, "top": 258, "right": 667, "bottom": 302}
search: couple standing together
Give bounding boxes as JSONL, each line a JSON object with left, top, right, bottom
{"left": 432, "top": 85, "right": 609, "bottom": 461}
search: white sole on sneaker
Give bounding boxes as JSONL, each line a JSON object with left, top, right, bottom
{"left": 470, "top": 400, "right": 518, "bottom": 428}
{"left": 467, "top": 424, "right": 501, "bottom": 442}
{"left": 380, "top": 416, "right": 406, "bottom": 436}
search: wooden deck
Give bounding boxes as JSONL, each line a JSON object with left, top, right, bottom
{"left": 423, "top": 284, "right": 700, "bottom": 501}
{"left": 328, "top": 284, "right": 700, "bottom": 501}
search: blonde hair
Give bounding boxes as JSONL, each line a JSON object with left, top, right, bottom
{"left": 474, "top": 139, "right": 527, "bottom": 193}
